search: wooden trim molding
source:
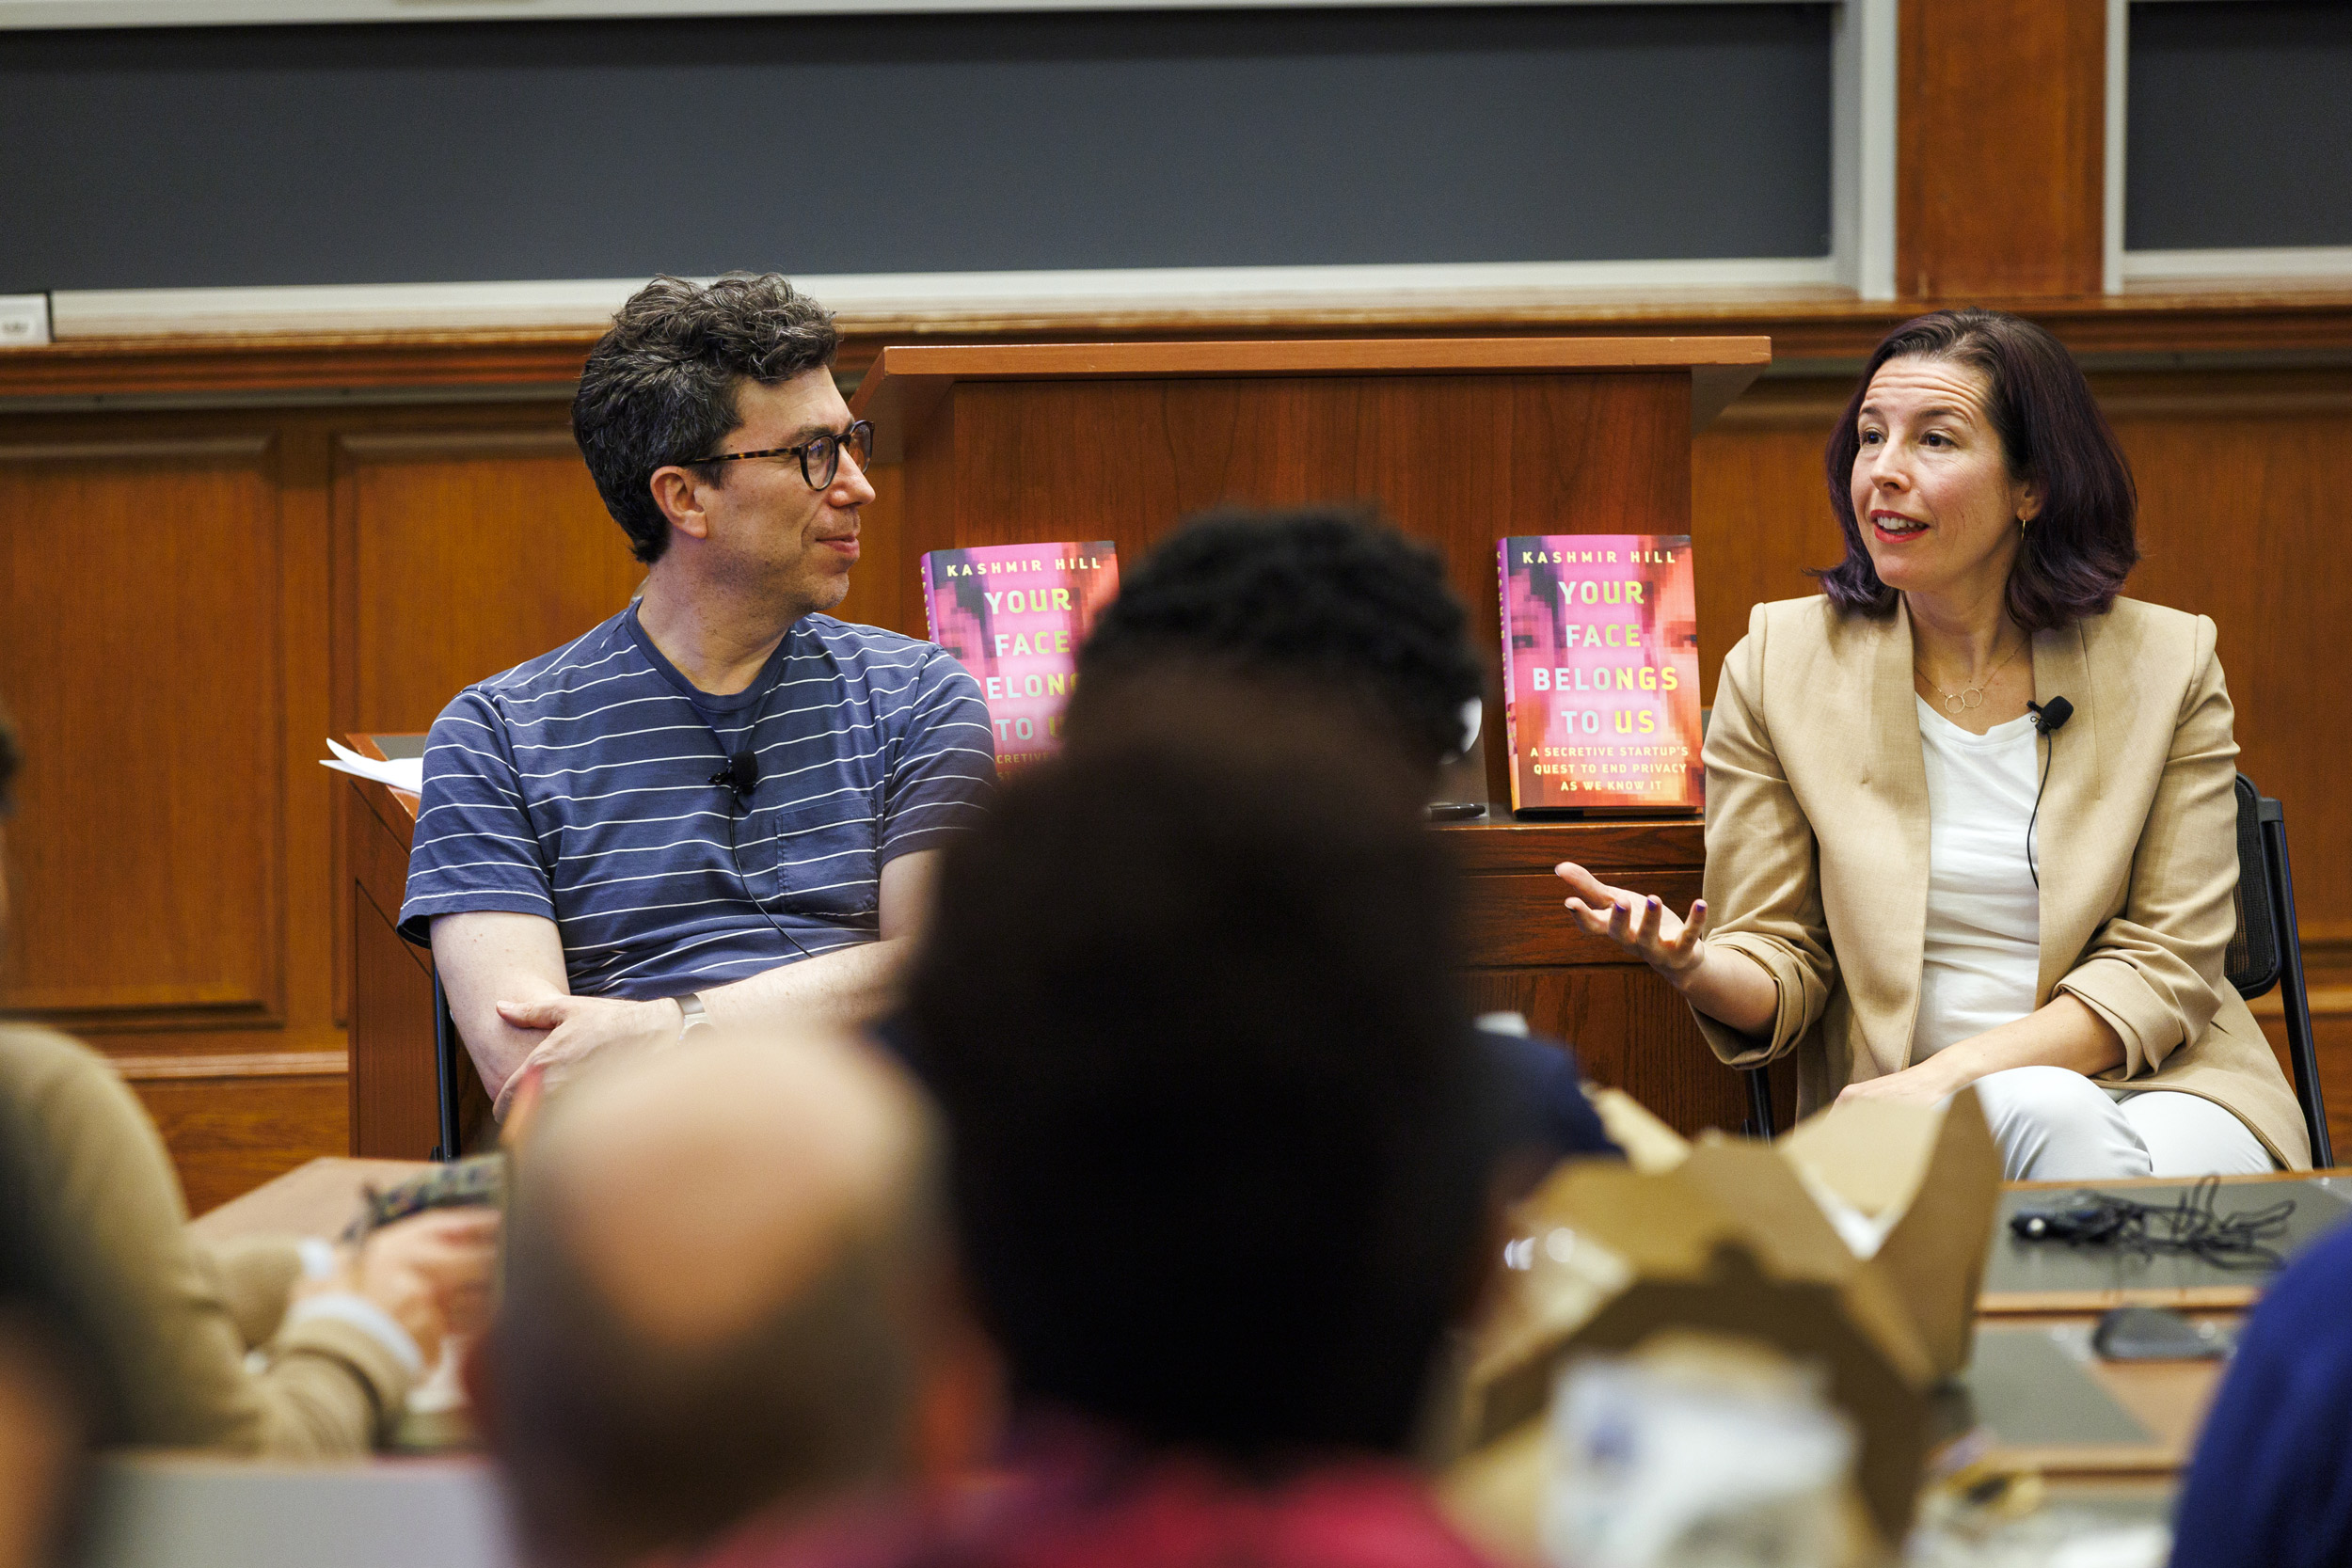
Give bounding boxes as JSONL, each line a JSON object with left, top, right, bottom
{"left": 107, "top": 1050, "right": 346, "bottom": 1082}
{"left": 5, "top": 983, "right": 271, "bottom": 1015}
{"left": 0, "top": 435, "right": 274, "bottom": 463}
{"left": 333, "top": 427, "right": 582, "bottom": 459}
{"left": 6, "top": 290, "right": 2352, "bottom": 405}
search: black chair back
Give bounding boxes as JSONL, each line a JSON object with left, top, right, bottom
{"left": 432, "top": 972, "right": 466, "bottom": 1163}
{"left": 2229, "top": 774, "right": 2332, "bottom": 1167}
{"left": 2226, "top": 774, "right": 2280, "bottom": 1000}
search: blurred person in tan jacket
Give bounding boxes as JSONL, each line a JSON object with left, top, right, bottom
{"left": 0, "top": 699, "right": 498, "bottom": 1454}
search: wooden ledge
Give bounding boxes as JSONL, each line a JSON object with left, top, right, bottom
{"left": 5, "top": 287, "right": 2350, "bottom": 404}
{"left": 107, "top": 1050, "right": 348, "bottom": 1082}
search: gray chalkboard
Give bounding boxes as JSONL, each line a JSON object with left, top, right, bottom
{"left": 2127, "top": 0, "right": 2352, "bottom": 252}
{"left": 0, "top": 5, "right": 1832, "bottom": 294}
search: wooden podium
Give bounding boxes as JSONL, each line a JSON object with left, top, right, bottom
{"left": 346, "top": 337, "right": 1780, "bottom": 1157}
{"left": 850, "top": 337, "right": 1764, "bottom": 808}
{"left": 850, "top": 337, "right": 1776, "bottom": 1133}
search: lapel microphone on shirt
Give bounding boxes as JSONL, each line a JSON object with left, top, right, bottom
{"left": 711, "top": 749, "right": 759, "bottom": 803}
{"left": 2025, "top": 696, "right": 2073, "bottom": 888}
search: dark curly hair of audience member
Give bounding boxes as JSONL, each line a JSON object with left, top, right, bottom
{"left": 1070, "top": 509, "right": 1484, "bottom": 774}
{"left": 906, "top": 712, "right": 1496, "bottom": 1462}
{"left": 572, "top": 274, "right": 838, "bottom": 564}
{"left": 1817, "top": 309, "right": 2140, "bottom": 632}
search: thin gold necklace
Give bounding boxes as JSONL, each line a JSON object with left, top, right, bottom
{"left": 1919, "top": 636, "right": 2026, "bottom": 713}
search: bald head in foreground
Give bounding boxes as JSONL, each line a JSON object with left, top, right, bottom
{"left": 476, "top": 1031, "right": 979, "bottom": 1568}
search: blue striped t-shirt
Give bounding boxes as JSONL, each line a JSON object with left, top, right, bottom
{"left": 397, "top": 607, "right": 995, "bottom": 1001}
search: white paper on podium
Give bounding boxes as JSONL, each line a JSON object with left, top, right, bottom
{"left": 321, "top": 737, "right": 424, "bottom": 795}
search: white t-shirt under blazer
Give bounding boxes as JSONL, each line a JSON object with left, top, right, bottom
{"left": 1911, "top": 696, "right": 2043, "bottom": 1061}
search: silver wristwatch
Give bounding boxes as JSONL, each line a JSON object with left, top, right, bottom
{"left": 675, "top": 992, "right": 713, "bottom": 1041}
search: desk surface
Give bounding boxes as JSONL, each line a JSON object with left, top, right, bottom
{"left": 1980, "top": 1170, "right": 2352, "bottom": 1314}
{"left": 188, "top": 1157, "right": 434, "bottom": 1244}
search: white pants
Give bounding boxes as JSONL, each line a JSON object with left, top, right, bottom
{"left": 1971, "top": 1064, "right": 2274, "bottom": 1181}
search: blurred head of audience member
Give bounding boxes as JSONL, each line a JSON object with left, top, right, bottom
{"left": 2169, "top": 1219, "right": 2352, "bottom": 1568}
{"left": 0, "top": 705, "right": 94, "bottom": 1568}
{"left": 477, "top": 1028, "right": 989, "bottom": 1568}
{"left": 0, "top": 1153, "right": 91, "bottom": 1568}
{"left": 1062, "top": 507, "right": 1616, "bottom": 1174}
{"left": 1068, "top": 506, "right": 1484, "bottom": 798}
{"left": 712, "top": 713, "right": 1506, "bottom": 1568}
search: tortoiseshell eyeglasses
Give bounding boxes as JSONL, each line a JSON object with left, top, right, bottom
{"left": 692, "top": 420, "right": 875, "bottom": 490}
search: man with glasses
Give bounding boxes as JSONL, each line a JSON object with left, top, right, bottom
{"left": 401, "top": 274, "right": 994, "bottom": 1120}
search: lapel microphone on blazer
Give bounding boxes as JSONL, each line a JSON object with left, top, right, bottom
{"left": 2026, "top": 697, "right": 2073, "bottom": 886}
{"left": 711, "top": 750, "right": 759, "bottom": 802}
{"left": 2029, "top": 697, "right": 2075, "bottom": 735}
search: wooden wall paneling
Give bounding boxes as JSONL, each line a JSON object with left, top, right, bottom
{"left": 2255, "top": 998, "right": 2352, "bottom": 1167}
{"left": 1688, "top": 379, "right": 1850, "bottom": 706}
{"left": 1898, "top": 0, "right": 2106, "bottom": 299}
{"left": 893, "top": 393, "right": 958, "bottom": 638}
{"left": 1459, "top": 872, "right": 1706, "bottom": 970}
{"left": 120, "top": 1060, "right": 349, "bottom": 1218}
{"left": 347, "top": 775, "right": 439, "bottom": 1160}
{"left": 924, "top": 372, "right": 1693, "bottom": 800}
{"left": 2096, "top": 372, "right": 2352, "bottom": 942}
{"left": 276, "top": 419, "right": 342, "bottom": 1037}
{"left": 1444, "top": 820, "right": 1737, "bottom": 1135}
{"left": 0, "top": 433, "right": 286, "bottom": 1034}
{"left": 331, "top": 420, "right": 646, "bottom": 736}
{"left": 832, "top": 459, "right": 906, "bottom": 635}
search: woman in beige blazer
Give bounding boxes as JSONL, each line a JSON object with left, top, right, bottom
{"left": 1558, "top": 309, "right": 2308, "bottom": 1177}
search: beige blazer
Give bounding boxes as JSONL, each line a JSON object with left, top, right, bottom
{"left": 1695, "top": 594, "right": 2311, "bottom": 1169}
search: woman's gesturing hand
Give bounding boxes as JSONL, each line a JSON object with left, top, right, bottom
{"left": 1555, "top": 861, "right": 1709, "bottom": 981}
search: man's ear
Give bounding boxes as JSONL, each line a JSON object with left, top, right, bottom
{"left": 648, "top": 465, "right": 714, "bottom": 544}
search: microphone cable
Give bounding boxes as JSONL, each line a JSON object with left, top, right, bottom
{"left": 2025, "top": 696, "right": 2075, "bottom": 889}
{"left": 2010, "top": 1175, "right": 2296, "bottom": 1272}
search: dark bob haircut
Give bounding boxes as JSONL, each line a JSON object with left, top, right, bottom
{"left": 1817, "top": 309, "right": 2138, "bottom": 632}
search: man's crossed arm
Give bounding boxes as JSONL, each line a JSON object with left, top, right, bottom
{"left": 430, "top": 851, "right": 940, "bottom": 1118}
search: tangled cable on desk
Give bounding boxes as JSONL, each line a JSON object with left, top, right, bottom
{"left": 2008, "top": 1175, "right": 2296, "bottom": 1271}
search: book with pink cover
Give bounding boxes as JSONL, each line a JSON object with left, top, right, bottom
{"left": 1498, "top": 535, "right": 1703, "bottom": 815}
{"left": 921, "top": 541, "right": 1120, "bottom": 772}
